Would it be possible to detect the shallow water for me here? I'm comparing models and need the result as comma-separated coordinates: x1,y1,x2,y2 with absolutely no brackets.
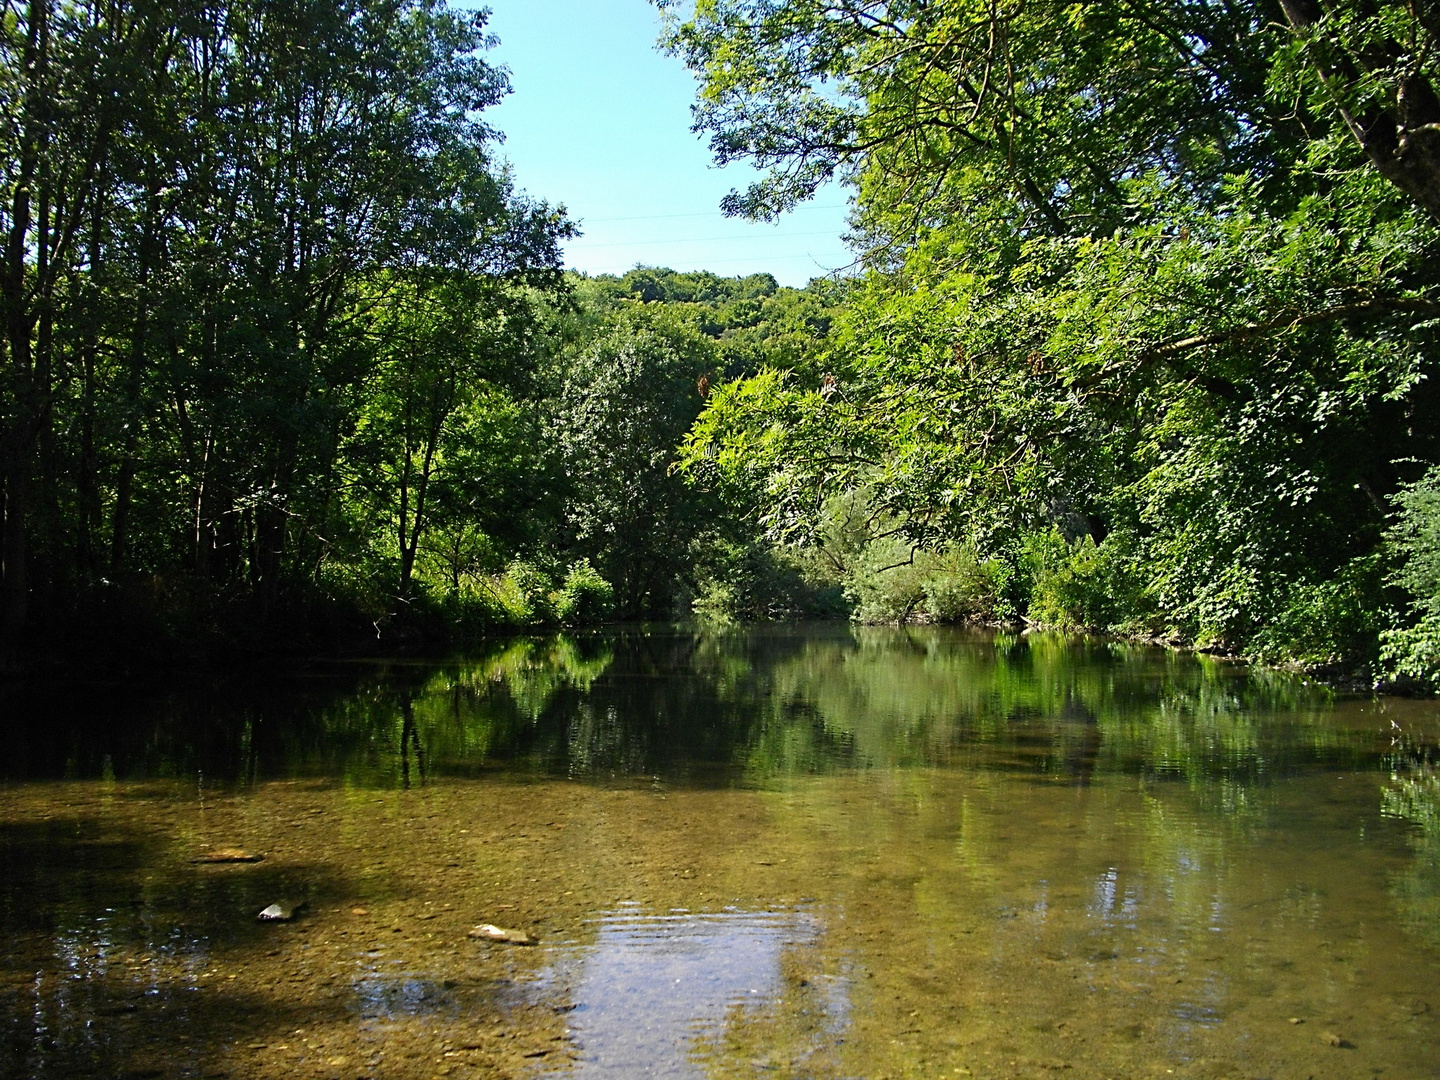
2,625,1438,1080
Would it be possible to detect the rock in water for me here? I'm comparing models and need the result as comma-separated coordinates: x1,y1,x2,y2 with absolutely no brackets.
192,848,263,863
468,923,536,945
257,900,306,922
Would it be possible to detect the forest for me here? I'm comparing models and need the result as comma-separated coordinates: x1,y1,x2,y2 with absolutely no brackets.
2,0,1439,686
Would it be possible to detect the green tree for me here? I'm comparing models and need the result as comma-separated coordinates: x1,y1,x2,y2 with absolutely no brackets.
1,0,574,657
552,305,721,617
666,0,1440,660
1,0,162,639
1382,466,1440,684
342,268,561,604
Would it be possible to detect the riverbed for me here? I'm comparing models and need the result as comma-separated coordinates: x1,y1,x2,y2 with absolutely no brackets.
2,625,1438,1079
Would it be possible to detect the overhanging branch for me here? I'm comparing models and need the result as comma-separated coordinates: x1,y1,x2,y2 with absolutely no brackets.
1141,296,1440,360
1071,295,1440,402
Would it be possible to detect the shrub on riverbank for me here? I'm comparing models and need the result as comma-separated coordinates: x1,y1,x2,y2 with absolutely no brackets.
1382,467,1440,685
843,541,1013,625
554,560,615,624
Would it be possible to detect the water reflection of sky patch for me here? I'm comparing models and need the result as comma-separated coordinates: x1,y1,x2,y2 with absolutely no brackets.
546,906,837,1079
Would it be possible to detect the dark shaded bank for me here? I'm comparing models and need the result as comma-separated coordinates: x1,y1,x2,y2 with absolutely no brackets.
4,581,612,678
11,586,387,674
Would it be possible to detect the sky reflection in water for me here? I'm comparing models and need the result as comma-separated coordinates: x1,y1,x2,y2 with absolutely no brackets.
543,906,834,1079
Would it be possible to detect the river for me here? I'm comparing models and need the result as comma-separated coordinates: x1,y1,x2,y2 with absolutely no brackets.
1,624,1438,1080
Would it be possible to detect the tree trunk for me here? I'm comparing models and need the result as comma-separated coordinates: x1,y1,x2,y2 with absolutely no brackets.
1282,0,1440,221
111,175,161,577
1,462,30,644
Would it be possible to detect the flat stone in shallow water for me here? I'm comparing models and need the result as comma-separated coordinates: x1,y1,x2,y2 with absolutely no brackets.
468,923,536,945
191,847,263,863
256,900,306,922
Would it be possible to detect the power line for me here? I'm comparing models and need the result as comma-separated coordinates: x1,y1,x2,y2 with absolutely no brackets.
577,203,848,224
573,250,857,273
567,229,843,251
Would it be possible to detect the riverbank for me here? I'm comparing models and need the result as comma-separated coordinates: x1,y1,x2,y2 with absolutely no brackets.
1,564,618,678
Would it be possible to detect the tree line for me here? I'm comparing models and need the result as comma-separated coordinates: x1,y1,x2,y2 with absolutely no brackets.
0,0,848,664
0,0,573,654
7,0,1440,686
0,0,834,663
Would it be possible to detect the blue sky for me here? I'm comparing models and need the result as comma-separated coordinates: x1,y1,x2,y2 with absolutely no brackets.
479,0,854,287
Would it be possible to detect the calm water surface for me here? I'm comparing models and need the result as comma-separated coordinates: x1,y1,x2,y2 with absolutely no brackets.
2,625,1438,1080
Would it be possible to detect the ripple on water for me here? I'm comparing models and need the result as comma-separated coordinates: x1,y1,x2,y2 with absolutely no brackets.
542,906,843,1079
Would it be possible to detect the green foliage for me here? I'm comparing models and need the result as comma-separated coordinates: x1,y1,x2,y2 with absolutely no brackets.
1387,467,1440,606
660,0,1291,222
1381,467,1440,685
690,541,845,622
553,560,615,625
1249,556,1386,669
844,539,1010,625
1024,532,1122,634
417,559,613,634
341,272,557,602
0,0,586,653
667,0,1440,671
923,548,1013,624
549,304,723,617
498,561,557,625
1383,616,1440,686
843,538,928,624
568,266,842,375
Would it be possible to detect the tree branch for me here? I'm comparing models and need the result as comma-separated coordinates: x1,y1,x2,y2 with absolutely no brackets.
1141,296,1440,360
